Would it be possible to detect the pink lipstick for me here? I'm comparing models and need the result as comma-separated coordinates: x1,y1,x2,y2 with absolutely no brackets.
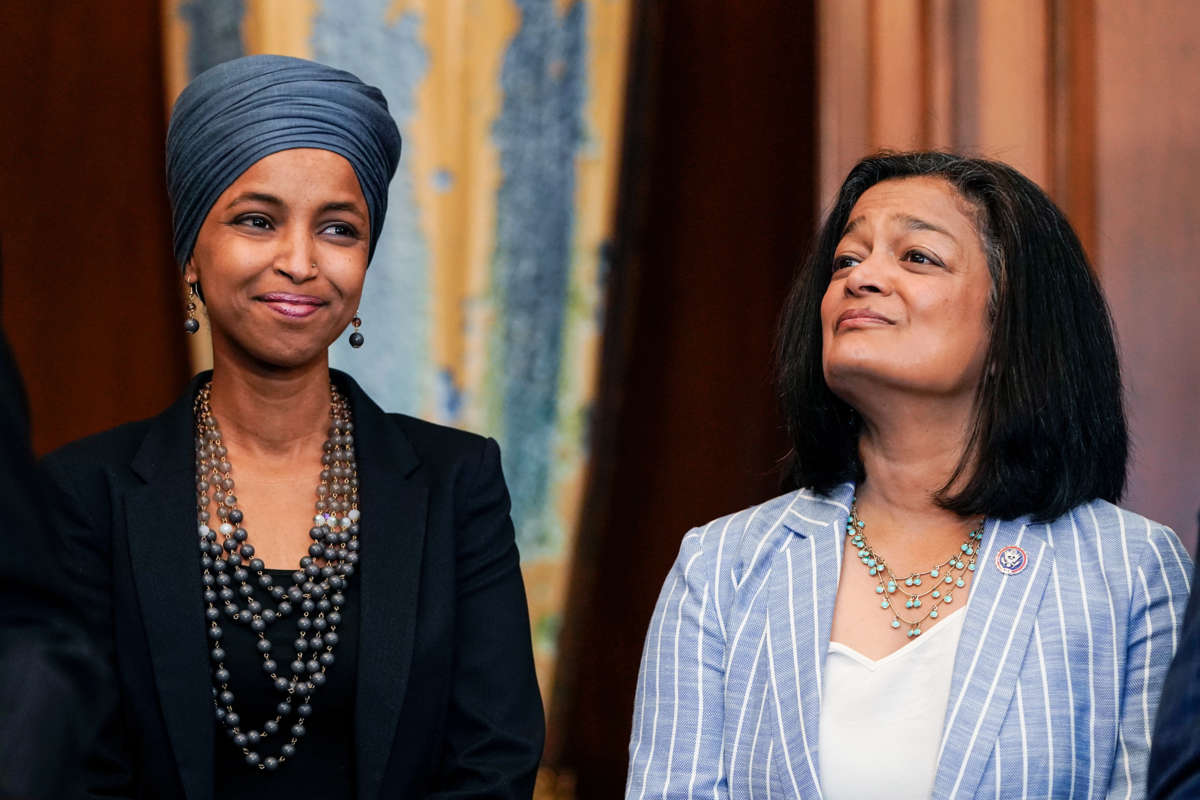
259,292,326,319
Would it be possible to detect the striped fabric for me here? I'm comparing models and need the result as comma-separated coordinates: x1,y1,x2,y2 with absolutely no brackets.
627,482,1192,799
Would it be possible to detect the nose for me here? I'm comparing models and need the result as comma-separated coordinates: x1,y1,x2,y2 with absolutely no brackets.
844,251,892,297
274,232,318,283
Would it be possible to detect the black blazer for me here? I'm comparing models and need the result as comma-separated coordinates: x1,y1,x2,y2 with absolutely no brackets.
1148,553,1200,799
40,370,544,800
1,329,106,800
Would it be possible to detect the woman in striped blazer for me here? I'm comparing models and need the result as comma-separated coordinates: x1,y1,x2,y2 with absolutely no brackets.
626,152,1191,799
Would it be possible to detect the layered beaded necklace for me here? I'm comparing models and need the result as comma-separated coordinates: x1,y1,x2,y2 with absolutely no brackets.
846,498,984,639
194,381,360,771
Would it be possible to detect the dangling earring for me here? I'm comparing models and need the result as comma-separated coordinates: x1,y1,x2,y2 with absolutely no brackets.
184,284,200,334
349,313,364,348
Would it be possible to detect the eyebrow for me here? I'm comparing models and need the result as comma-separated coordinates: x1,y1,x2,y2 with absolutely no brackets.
320,201,368,220
227,192,282,208
896,214,952,237
226,194,367,220
841,213,954,239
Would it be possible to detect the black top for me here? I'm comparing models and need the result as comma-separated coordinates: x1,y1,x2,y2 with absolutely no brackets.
213,569,359,799
39,370,544,800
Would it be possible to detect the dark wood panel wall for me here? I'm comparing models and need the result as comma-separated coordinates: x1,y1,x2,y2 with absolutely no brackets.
547,1,819,795
0,0,188,455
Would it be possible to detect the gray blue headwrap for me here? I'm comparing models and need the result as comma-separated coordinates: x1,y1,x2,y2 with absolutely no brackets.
166,54,402,267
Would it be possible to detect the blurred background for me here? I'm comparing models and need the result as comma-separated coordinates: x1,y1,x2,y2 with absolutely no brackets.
1,1,1196,796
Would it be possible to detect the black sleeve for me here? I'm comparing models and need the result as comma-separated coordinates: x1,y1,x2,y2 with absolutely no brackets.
429,437,545,798
0,329,109,800
1148,554,1200,800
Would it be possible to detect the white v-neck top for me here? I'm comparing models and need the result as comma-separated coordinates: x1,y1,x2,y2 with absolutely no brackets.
818,608,966,800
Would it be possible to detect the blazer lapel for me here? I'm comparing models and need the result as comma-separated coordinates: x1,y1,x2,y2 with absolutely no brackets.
932,517,1053,799
338,374,427,800
125,374,214,800
766,484,852,799
119,370,428,800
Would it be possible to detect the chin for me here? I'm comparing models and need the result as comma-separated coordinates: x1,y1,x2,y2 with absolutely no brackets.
265,339,337,368
825,359,918,401
826,362,981,404
220,335,334,373
267,352,329,371
824,351,888,384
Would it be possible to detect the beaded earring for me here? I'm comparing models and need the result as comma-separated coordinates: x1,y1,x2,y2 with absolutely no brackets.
348,314,364,348
184,283,200,334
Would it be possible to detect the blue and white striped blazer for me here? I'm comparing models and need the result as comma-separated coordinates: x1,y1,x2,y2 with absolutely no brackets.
627,483,1192,799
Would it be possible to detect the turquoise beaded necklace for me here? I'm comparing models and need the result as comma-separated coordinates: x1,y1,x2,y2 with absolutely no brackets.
846,498,984,639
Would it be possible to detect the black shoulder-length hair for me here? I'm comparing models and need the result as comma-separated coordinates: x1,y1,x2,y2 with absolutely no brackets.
776,151,1126,522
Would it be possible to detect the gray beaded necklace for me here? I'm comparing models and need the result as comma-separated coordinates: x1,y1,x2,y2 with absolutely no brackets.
195,382,360,771
846,498,983,639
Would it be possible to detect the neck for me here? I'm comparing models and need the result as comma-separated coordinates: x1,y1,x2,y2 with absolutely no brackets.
207,357,333,459
852,391,978,534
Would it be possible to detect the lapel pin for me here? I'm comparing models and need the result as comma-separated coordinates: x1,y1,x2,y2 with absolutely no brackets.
995,545,1028,576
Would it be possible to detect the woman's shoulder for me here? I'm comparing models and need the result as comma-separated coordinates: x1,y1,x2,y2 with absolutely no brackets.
36,415,168,525
42,417,157,472
42,374,198,478
1046,498,1190,575
336,370,491,468
693,483,853,546
1048,499,1182,550
675,483,854,584
360,408,519,499
385,412,488,458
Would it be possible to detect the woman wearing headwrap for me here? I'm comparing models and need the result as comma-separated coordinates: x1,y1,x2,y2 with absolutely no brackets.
39,55,544,799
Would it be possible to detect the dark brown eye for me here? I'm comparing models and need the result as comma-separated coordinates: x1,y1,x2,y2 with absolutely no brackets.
832,255,859,273
321,223,359,238
236,214,272,230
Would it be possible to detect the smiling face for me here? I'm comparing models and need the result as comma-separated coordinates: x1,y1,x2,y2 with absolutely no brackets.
820,176,994,410
184,148,370,371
